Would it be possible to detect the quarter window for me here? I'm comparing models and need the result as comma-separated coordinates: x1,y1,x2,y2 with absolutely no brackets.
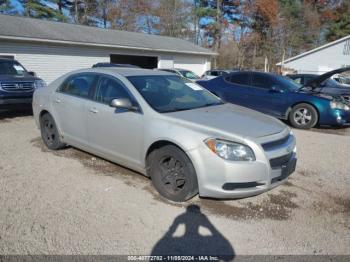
292,77,302,84
226,73,250,86
94,77,130,104
60,74,95,98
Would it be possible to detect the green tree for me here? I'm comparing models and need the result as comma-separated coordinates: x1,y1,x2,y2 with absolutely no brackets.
0,0,15,14
326,1,350,41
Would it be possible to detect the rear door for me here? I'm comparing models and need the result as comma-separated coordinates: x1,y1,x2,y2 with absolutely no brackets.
52,73,97,146
86,75,144,168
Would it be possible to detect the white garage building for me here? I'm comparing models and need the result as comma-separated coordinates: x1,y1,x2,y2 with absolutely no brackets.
278,35,350,75
0,14,215,83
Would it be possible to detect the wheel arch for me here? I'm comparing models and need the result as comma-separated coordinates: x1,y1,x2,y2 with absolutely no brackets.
38,109,64,140
287,101,320,124
144,140,191,176
39,109,50,119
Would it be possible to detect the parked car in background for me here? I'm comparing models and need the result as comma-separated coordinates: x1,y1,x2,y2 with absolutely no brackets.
287,68,350,103
0,58,45,111
334,75,350,85
33,68,296,202
92,62,139,68
157,68,200,81
197,70,350,129
201,69,237,80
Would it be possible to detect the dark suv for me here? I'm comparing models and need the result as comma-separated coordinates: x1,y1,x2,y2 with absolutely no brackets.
0,58,45,111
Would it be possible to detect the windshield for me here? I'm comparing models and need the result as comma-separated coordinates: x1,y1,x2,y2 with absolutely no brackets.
0,60,27,76
179,70,200,80
127,75,223,113
277,75,302,91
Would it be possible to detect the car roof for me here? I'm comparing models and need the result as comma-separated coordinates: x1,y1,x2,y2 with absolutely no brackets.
73,67,174,77
287,73,318,77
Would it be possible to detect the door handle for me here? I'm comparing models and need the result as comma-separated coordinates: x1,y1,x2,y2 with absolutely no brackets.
54,98,61,103
89,108,98,114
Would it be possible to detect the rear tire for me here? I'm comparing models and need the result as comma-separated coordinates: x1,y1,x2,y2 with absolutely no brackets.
147,145,198,202
40,113,65,150
289,103,318,129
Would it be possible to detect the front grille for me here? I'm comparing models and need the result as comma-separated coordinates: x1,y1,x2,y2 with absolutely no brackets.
1,82,34,92
269,152,293,169
262,135,290,151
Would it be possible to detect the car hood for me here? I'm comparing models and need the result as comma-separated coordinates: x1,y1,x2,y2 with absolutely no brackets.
0,74,40,81
304,67,350,89
165,104,287,139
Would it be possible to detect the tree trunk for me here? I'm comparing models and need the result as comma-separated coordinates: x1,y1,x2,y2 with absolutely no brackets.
213,0,222,68
58,0,63,14
74,0,78,23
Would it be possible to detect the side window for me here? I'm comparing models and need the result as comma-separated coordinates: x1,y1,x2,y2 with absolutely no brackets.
60,74,95,98
251,74,275,89
210,71,219,76
304,76,314,84
94,77,130,104
226,73,250,86
292,77,302,84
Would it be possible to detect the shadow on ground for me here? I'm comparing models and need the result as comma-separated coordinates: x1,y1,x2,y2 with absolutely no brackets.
310,125,350,136
0,108,33,122
151,205,235,260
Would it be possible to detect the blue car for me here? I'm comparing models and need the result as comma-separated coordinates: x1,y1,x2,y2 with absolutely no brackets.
197,69,350,129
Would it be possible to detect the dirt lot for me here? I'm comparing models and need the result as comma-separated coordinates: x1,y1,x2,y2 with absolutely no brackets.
0,111,349,256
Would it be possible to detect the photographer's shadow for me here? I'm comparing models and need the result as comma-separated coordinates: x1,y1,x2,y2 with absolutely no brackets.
151,205,235,261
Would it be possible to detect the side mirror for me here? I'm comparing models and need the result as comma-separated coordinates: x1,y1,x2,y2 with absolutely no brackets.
109,98,137,111
270,85,285,93
28,71,37,77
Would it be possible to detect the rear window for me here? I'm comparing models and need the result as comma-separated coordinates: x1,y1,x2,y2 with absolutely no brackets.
60,74,96,99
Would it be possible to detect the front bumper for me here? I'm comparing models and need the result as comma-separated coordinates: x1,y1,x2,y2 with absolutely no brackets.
188,129,297,199
0,97,33,109
319,108,350,126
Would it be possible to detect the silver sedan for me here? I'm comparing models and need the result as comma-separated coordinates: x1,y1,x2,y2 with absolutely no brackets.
33,68,297,202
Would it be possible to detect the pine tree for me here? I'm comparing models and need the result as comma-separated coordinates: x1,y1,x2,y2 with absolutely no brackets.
19,0,67,21
326,1,350,41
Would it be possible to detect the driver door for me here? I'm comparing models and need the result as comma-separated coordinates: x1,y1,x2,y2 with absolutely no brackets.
250,73,288,117
86,75,144,169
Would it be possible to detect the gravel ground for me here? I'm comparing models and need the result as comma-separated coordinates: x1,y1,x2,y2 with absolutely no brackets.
0,111,349,256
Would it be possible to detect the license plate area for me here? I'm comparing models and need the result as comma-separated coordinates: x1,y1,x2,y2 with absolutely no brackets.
271,158,297,184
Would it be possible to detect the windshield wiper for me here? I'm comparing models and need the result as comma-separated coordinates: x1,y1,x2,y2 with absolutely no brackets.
161,102,224,113
161,107,194,113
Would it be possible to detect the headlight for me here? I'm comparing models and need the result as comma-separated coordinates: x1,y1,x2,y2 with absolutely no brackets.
34,80,47,89
330,101,350,111
205,139,255,161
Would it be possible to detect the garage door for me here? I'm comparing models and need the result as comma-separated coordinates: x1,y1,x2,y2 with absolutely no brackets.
0,55,15,59
174,56,207,76
110,54,158,69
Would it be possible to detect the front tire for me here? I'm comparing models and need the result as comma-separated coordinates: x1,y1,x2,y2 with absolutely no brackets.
40,113,65,150
148,145,198,202
289,103,318,129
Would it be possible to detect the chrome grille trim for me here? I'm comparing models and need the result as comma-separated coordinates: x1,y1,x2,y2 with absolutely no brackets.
1,82,34,92
261,134,291,151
